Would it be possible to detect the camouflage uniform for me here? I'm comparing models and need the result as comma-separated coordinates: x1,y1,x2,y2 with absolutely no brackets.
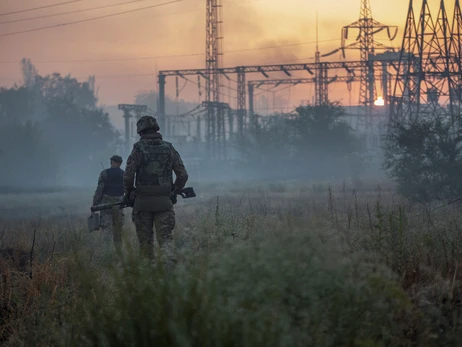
92,156,125,251
124,116,188,269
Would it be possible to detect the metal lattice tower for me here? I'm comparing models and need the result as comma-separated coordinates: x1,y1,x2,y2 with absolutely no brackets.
314,12,321,105
348,0,397,110
324,0,398,129
390,0,462,125
205,0,224,159
314,12,328,106
237,69,246,133
450,0,462,117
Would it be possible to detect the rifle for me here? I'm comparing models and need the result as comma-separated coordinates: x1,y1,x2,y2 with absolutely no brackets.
434,196,462,210
90,187,196,213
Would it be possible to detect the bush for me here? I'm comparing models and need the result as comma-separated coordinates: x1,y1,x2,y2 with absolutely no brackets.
384,115,462,202
234,103,364,181
68,229,411,347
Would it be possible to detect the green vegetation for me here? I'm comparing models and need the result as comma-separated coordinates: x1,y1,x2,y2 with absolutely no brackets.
385,115,462,202
0,182,461,346
236,103,364,181
0,59,121,189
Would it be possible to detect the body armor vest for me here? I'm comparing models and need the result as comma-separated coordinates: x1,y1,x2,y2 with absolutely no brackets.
132,136,176,212
102,167,124,196
134,139,173,191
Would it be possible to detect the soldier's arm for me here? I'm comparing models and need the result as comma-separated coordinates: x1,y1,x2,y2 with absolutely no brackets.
92,170,107,205
171,145,189,190
123,147,141,193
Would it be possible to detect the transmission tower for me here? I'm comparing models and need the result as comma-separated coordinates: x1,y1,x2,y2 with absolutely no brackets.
449,0,462,119
314,12,328,106
205,0,225,159
390,0,462,125
324,0,398,129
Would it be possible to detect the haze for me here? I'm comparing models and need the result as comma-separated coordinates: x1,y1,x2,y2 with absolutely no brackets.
0,0,407,108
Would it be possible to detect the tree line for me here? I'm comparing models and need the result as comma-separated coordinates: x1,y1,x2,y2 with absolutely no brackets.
0,59,121,190
1,59,457,202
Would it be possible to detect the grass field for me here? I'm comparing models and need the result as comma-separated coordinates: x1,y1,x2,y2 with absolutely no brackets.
0,180,461,346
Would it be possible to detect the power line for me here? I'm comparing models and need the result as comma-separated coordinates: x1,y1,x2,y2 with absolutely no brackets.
255,83,295,97
182,76,236,100
225,39,338,54
0,0,182,37
0,73,156,82
254,105,296,112
0,0,83,17
0,0,256,25
0,0,151,25
0,39,335,64
0,53,202,64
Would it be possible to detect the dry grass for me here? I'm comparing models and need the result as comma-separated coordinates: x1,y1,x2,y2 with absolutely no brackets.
0,180,461,346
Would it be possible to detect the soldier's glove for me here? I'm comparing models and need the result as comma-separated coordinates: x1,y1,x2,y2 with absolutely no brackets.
170,186,181,205
122,190,135,207
170,191,178,205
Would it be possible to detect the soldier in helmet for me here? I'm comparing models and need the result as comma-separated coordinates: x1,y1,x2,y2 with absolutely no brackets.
123,115,188,269
92,155,125,252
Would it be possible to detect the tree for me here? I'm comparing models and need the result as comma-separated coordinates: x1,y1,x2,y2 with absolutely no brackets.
36,73,97,109
0,120,57,189
135,90,199,116
20,58,38,88
0,59,121,189
0,86,33,123
44,95,121,184
292,103,360,155
235,115,292,170
234,103,363,180
384,115,462,202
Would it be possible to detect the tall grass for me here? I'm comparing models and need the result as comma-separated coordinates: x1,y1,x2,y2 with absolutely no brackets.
0,182,461,346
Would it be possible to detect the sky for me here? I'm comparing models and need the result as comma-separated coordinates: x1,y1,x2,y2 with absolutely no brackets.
0,0,411,112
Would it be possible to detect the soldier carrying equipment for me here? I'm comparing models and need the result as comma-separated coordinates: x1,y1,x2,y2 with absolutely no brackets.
123,115,189,269
90,154,125,252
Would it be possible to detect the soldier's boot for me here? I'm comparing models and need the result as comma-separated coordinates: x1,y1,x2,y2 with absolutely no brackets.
99,227,113,251
139,241,154,261
113,239,123,256
160,243,177,274
155,211,177,273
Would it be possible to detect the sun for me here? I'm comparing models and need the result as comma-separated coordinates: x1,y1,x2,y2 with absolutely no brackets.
374,96,385,106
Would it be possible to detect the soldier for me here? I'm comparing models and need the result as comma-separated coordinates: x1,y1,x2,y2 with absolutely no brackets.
123,116,188,270
92,155,125,252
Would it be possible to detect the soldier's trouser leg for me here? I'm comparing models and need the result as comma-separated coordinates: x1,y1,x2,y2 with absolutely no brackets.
98,210,113,250
154,210,176,271
100,210,113,232
111,206,123,254
133,211,155,260
98,195,124,252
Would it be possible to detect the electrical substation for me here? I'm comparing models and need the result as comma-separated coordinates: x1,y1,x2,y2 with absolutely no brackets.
118,0,462,171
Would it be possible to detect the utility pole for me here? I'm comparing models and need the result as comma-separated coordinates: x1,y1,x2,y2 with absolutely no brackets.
236,68,246,134
118,104,147,154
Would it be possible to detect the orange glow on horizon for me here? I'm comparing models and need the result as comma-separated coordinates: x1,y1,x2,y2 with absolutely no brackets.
0,0,409,110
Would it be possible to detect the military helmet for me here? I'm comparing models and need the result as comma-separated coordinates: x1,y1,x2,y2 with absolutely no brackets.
110,155,123,163
136,115,160,134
